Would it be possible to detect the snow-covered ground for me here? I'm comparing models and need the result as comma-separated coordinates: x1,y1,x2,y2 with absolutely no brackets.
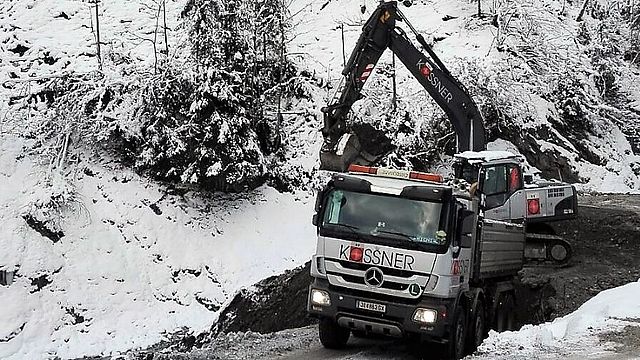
474,279,640,359
0,136,316,359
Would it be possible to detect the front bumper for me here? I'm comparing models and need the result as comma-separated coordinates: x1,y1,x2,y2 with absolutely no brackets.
307,278,454,341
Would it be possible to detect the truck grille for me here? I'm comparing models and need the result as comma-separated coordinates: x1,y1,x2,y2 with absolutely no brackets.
325,259,430,300
337,260,420,278
339,274,409,291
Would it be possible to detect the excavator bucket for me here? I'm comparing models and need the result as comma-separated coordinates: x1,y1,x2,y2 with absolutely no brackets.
319,134,362,172
319,125,394,172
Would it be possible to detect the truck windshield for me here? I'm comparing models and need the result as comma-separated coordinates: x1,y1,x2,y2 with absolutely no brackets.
321,190,446,246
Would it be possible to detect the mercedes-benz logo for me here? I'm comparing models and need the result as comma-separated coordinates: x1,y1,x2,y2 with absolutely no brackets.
364,267,384,288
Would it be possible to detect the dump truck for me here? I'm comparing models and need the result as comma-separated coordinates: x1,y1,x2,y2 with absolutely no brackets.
308,165,525,359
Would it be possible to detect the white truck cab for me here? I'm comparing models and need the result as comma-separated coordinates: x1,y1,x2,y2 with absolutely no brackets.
307,165,525,359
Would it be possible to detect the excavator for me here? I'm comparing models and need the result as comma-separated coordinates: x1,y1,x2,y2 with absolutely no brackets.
318,1,576,265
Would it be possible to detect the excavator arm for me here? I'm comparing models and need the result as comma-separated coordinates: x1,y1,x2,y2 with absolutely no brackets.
320,1,486,171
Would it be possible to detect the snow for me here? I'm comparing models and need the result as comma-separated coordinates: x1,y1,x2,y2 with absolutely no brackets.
0,0,186,76
474,279,640,359
0,135,316,359
456,150,521,162
1,0,640,358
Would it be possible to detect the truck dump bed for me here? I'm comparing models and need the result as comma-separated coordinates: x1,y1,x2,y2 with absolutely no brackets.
473,219,525,280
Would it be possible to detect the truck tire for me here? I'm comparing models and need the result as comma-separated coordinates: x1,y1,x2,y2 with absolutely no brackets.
319,318,350,349
445,306,467,360
466,299,485,354
495,294,516,332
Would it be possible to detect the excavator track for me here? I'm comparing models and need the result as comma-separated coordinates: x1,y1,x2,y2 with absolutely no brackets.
524,233,573,267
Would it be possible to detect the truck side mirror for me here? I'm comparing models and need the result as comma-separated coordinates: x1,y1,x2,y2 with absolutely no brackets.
458,209,475,248
477,168,485,195
314,189,325,212
312,188,327,227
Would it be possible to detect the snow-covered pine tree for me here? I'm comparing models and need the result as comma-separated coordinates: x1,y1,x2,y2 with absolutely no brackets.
132,0,291,191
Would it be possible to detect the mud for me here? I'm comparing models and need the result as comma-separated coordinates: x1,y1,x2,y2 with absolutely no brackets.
527,194,640,318
599,323,640,356
211,262,315,336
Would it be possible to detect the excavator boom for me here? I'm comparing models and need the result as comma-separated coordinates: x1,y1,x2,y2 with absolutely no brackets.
320,1,485,171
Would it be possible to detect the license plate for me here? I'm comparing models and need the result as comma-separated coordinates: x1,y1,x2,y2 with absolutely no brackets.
356,300,386,313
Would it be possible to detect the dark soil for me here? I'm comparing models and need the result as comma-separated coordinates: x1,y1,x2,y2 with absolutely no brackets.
211,262,316,335
523,195,640,318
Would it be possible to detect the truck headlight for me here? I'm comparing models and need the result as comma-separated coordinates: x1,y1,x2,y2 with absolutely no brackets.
413,308,437,324
310,289,331,306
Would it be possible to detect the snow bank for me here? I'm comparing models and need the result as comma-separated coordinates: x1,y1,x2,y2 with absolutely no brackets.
477,279,640,358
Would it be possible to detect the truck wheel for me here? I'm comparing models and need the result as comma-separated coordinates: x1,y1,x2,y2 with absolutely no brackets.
495,294,516,332
466,300,485,354
445,306,467,360
319,318,350,349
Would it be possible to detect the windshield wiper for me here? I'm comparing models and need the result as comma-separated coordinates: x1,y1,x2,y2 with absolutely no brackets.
325,223,363,238
372,229,415,242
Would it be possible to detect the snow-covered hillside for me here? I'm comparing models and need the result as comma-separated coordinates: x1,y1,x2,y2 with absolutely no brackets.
0,1,317,358
3,0,640,193
1,0,640,359
0,135,316,359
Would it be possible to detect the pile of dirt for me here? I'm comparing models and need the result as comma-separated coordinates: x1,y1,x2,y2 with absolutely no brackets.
525,195,640,318
211,262,315,335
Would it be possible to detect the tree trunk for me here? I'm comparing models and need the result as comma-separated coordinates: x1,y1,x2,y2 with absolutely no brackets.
391,54,397,112
576,0,589,21
163,0,169,54
94,0,102,70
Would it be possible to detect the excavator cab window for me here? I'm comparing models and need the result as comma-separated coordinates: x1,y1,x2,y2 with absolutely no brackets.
481,163,524,209
483,165,508,196
454,161,479,184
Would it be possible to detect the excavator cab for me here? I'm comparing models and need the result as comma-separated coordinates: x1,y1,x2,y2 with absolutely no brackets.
453,152,526,211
